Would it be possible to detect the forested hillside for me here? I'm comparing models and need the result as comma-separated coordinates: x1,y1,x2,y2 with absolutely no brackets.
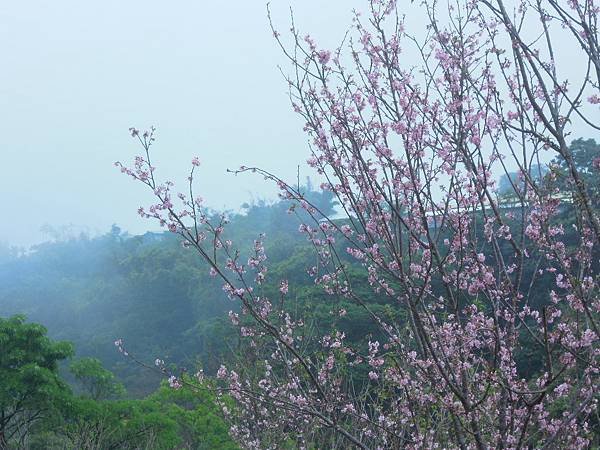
0,187,337,396
2,140,599,446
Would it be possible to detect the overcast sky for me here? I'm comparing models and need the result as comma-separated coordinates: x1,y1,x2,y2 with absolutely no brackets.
0,0,366,246
1,1,596,248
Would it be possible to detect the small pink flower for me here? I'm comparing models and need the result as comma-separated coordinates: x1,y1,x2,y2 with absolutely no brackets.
168,375,182,389
588,94,600,104
553,383,569,397
217,365,228,379
317,50,331,65
228,311,240,325
279,280,289,295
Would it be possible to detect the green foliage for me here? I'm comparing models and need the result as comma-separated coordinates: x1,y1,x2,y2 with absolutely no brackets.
555,138,600,178
0,190,340,448
2,168,599,446
0,317,235,449
0,187,339,396
550,138,600,209
56,397,180,450
0,315,73,447
148,378,238,449
69,357,126,400
31,369,237,450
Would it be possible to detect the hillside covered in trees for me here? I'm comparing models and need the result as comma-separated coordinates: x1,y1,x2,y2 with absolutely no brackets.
2,138,599,447
1,187,338,395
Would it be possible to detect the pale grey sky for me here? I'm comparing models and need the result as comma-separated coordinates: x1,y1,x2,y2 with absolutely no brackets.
0,0,364,246
1,1,595,247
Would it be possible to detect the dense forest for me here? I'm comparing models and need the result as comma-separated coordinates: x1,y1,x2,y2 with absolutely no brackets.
0,187,344,448
0,186,338,393
2,137,599,447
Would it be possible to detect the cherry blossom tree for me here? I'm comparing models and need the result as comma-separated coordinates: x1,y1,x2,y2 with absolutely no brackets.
117,0,599,448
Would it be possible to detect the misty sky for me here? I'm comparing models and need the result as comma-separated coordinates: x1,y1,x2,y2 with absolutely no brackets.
0,0,366,247
1,1,597,247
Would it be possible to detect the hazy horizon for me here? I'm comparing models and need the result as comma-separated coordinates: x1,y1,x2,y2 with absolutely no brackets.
2,0,597,248
0,0,364,247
